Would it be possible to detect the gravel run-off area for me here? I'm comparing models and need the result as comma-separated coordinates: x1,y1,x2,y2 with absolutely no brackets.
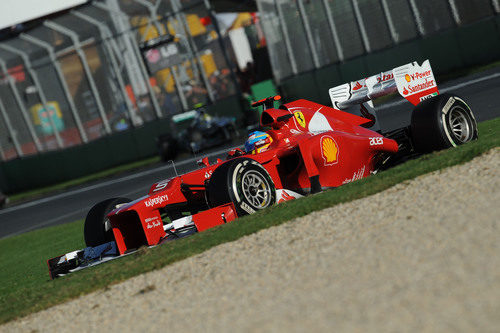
2,148,499,333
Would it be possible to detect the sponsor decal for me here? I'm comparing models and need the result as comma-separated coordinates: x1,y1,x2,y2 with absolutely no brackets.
145,216,161,229
294,111,306,128
369,137,383,146
442,96,456,115
152,179,170,192
204,170,213,179
146,221,162,229
320,136,339,166
342,166,366,184
409,70,432,81
403,78,435,95
277,190,295,204
144,195,169,207
419,92,438,102
240,202,256,214
352,81,363,91
394,61,437,101
377,72,394,82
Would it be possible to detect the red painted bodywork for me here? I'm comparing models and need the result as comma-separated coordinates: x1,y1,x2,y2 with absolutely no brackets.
107,99,398,255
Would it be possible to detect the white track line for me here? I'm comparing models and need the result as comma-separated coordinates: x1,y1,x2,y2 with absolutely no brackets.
0,148,234,215
5,207,89,238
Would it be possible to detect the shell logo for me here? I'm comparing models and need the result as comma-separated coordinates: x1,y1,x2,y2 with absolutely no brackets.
321,136,339,166
405,74,411,82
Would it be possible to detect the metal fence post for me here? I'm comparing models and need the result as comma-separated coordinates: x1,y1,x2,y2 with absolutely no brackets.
133,0,183,116
101,0,148,99
274,0,298,75
129,0,188,111
351,0,371,53
19,33,89,143
493,0,500,13
321,0,344,62
0,44,64,149
0,97,23,157
407,0,426,36
380,0,399,43
70,10,137,127
132,0,187,112
203,0,243,101
296,0,321,69
0,133,5,160
44,21,112,134
94,1,163,119
170,0,216,104
0,59,42,152
447,0,461,25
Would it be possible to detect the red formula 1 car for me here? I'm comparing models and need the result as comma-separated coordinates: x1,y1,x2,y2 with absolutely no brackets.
48,60,478,278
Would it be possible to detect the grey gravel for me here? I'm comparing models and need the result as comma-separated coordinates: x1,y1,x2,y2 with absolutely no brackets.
2,148,499,333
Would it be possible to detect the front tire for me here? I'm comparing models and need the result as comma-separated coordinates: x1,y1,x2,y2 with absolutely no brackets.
84,197,131,247
410,93,478,153
207,158,276,216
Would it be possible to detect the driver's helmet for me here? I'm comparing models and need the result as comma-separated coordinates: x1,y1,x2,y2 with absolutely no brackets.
245,131,273,154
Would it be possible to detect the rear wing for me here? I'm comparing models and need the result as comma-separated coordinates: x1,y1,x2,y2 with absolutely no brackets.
329,60,439,110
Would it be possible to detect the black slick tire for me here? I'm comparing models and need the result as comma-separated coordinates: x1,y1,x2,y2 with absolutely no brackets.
84,197,131,247
207,158,276,216
410,93,478,153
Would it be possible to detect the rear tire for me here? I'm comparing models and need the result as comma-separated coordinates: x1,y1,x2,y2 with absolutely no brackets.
207,158,276,216
84,197,131,247
410,93,478,153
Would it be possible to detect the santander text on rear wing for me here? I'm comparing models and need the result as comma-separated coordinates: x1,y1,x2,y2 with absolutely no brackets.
329,60,439,110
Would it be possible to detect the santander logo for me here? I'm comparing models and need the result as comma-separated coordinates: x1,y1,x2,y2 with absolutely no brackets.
402,68,435,96
352,81,363,91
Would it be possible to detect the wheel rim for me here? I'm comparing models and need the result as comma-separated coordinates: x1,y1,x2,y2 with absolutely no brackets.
449,106,474,143
241,170,273,209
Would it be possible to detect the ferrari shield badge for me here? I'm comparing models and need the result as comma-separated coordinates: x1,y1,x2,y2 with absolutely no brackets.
294,111,306,128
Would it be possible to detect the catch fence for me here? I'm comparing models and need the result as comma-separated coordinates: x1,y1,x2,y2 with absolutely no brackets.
258,0,499,82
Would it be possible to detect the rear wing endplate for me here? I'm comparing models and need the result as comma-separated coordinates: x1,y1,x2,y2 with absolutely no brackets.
329,60,439,110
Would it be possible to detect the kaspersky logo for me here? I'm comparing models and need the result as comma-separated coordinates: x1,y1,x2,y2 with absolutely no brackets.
145,195,169,207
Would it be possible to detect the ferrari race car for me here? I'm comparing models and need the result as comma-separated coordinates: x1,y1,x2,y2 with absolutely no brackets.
48,60,478,278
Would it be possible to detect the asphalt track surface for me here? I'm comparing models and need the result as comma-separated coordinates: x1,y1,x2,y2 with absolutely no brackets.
1,69,499,240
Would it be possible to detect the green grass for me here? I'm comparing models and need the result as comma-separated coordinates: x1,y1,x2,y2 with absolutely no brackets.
0,117,498,324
